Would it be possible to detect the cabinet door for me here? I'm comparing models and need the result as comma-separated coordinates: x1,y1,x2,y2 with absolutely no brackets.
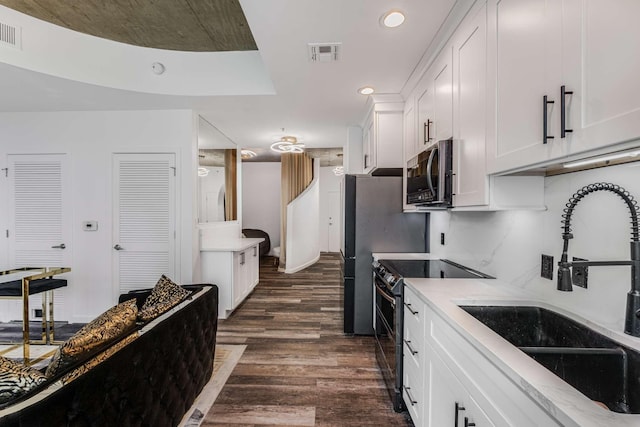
250,244,259,287
363,118,374,173
433,46,453,142
429,347,495,427
404,101,417,160
233,251,247,306
417,77,435,150
489,0,563,173
375,111,403,169
562,0,640,154
452,3,488,207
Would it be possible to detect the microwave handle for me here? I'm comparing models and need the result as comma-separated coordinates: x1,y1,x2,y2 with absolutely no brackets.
426,146,438,197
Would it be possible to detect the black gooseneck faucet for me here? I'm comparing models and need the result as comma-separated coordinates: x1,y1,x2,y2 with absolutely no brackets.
557,183,640,337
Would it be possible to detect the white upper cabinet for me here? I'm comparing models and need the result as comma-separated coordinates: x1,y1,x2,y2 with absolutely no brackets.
404,97,418,161
488,0,640,174
432,48,454,142
415,47,453,156
452,3,489,207
487,0,564,173
362,100,404,174
403,0,545,211
562,0,640,154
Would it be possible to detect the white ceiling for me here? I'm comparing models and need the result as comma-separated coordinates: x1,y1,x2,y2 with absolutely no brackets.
0,0,459,151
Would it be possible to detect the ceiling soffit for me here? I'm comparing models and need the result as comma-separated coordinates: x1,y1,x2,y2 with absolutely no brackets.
0,0,257,52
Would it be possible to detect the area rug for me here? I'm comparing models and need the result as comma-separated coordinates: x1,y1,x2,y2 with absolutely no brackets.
179,344,246,427
0,344,58,369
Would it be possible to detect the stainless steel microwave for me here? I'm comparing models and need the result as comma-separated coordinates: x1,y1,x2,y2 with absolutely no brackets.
406,138,453,208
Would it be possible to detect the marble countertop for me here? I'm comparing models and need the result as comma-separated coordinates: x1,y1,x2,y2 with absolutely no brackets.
200,237,264,252
405,276,640,427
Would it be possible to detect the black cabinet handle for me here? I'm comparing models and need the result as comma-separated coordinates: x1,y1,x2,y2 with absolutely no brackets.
424,119,433,144
404,302,418,315
561,85,574,138
455,402,466,426
364,154,369,169
403,339,418,355
403,386,417,406
465,417,476,427
543,95,555,144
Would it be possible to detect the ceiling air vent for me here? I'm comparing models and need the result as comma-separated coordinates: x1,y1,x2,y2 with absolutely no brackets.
308,42,341,62
0,21,21,49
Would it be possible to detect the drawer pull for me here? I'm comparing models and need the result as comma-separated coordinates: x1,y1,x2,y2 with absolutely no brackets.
404,302,418,315
465,417,476,427
455,402,465,426
403,386,417,406
403,339,418,355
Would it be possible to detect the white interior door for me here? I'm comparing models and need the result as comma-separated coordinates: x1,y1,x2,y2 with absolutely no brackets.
327,190,341,252
7,154,72,321
113,153,176,296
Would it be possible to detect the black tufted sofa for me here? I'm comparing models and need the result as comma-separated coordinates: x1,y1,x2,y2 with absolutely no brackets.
0,284,218,427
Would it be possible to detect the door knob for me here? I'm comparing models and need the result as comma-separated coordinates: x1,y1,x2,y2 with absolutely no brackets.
51,243,66,249
113,244,124,251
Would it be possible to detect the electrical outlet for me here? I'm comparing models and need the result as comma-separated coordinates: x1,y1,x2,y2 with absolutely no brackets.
541,254,554,280
440,233,445,245
572,257,588,288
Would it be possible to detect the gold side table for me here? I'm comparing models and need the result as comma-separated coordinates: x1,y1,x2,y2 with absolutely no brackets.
0,267,71,364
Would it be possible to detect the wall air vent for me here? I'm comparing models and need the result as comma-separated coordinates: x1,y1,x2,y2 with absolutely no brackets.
308,42,341,62
0,21,21,49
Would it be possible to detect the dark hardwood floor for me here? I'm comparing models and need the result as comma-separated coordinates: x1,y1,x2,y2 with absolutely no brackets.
204,253,411,426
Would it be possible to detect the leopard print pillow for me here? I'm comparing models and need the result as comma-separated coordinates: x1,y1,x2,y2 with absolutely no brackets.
137,275,190,323
0,356,47,404
45,298,138,378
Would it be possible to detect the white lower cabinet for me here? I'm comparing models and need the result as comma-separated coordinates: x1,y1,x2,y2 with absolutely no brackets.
403,286,426,423
201,243,260,318
428,345,494,427
404,284,561,427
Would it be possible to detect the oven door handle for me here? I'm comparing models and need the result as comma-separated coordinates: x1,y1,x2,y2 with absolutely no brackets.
375,283,396,306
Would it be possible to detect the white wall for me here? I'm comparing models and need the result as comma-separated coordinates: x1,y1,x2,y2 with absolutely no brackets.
241,162,281,252
319,166,343,252
285,161,321,273
0,110,197,322
429,162,640,333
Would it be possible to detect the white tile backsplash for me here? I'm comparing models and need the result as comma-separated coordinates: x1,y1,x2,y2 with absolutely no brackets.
429,161,640,332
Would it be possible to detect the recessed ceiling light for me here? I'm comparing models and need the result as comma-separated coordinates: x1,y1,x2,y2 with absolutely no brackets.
358,86,375,95
382,10,405,28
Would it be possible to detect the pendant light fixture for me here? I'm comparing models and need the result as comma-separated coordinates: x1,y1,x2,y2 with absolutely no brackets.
270,135,305,153
241,149,257,159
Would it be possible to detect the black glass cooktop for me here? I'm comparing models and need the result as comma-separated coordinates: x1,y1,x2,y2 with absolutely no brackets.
379,259,493,279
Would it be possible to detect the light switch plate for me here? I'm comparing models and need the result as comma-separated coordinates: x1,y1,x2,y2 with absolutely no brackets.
83,221,98,231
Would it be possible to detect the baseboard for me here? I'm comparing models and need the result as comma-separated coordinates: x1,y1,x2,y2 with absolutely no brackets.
284,253,321,274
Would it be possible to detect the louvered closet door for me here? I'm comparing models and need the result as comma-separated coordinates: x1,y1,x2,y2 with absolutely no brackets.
113,154,176,296
7,154,72,320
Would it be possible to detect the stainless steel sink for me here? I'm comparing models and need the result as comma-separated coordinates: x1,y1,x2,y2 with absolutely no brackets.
459,305,640,414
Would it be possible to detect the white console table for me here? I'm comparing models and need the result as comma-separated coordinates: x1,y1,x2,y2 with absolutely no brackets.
200,238,263,319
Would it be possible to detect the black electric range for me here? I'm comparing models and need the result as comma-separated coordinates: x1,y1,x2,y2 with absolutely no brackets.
372,258,492,412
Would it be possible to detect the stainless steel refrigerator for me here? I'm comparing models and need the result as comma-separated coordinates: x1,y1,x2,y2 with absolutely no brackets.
341,174,428,335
